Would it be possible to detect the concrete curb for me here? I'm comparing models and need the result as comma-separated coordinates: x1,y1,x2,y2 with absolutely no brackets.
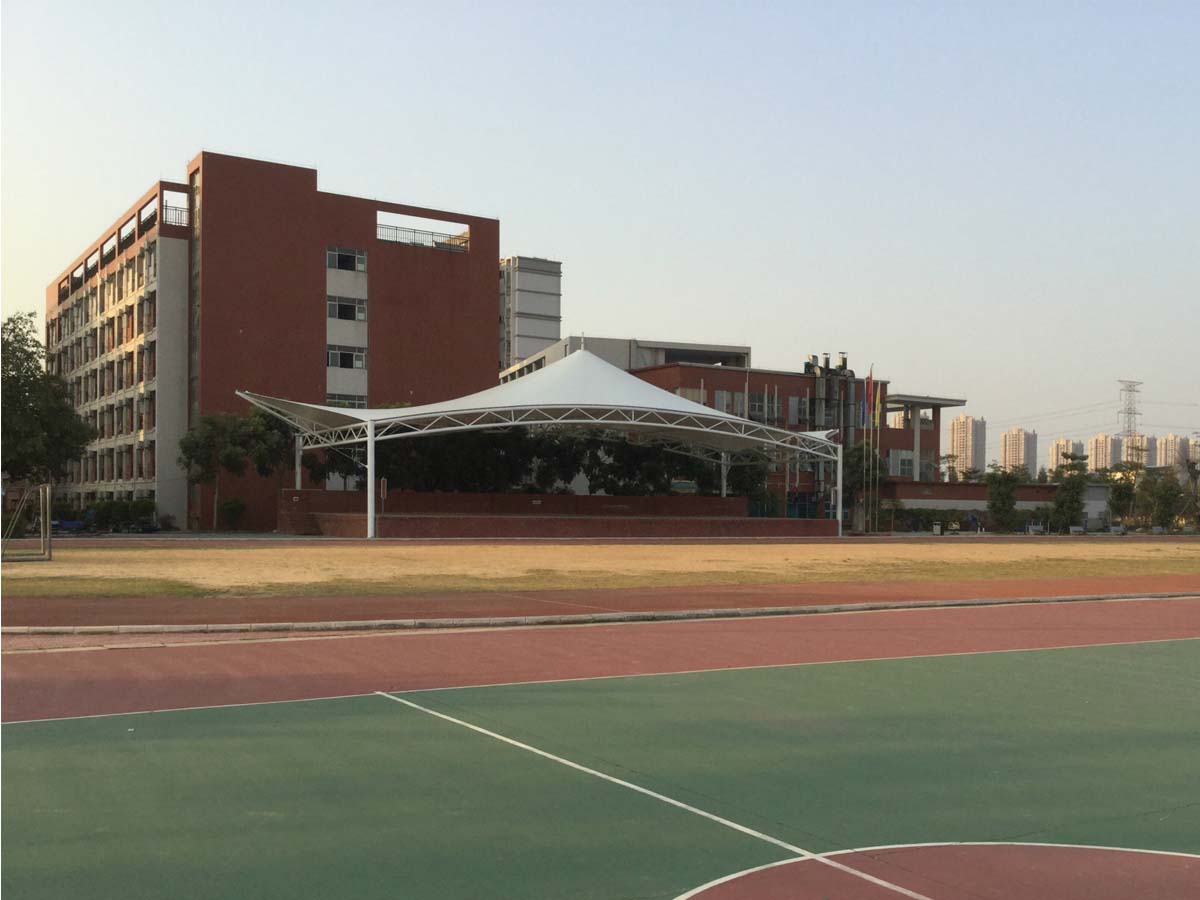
3,592,1197,637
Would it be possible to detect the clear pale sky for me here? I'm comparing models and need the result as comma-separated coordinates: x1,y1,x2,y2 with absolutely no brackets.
3,1,1197,466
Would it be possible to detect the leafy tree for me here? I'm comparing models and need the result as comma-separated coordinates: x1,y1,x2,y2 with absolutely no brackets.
178,411,295,529
984,464,1022,532
178,413,249,529
1049,453,1088,532
1138,469,1185,530
1181,459,1200,529
243,411,294,477
1106,462,1141,524
960,467,984,484
2,312,96,481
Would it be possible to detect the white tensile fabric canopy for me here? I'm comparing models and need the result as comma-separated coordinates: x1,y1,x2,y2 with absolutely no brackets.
238,350,843,537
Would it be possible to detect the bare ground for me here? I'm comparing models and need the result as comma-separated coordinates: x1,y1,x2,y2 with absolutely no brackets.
4,538,1199,598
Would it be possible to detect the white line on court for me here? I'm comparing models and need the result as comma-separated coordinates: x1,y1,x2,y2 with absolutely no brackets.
0,691,375,726
376,690,937,900
4,635,1197,725
398,634,1200,694
6,593,1196,655
672,841,1200,899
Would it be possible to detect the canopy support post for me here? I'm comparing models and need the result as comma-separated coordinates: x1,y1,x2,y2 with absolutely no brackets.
366,420,376,539
720,452,729,498
294,435,303,490
836,442,844,537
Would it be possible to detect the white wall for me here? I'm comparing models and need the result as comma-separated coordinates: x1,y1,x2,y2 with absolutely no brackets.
154,237,190,527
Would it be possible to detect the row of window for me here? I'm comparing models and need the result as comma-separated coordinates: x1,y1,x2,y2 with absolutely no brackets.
681,388,870,428
327,247,367,272
85,393,157,439
327,345,367,369
327,296,367,321
67,441,157,484
326,393,368,409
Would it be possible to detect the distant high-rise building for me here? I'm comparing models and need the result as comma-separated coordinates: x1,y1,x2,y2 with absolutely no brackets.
1049,437,1084,472
1001,427,1037,477
1123,433,1157,468
1087,433,1123,472
1160,434,1190,468
948,414,986,479
499,256,562,370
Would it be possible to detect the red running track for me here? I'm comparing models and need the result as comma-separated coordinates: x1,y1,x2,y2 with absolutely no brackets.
5,574,1199,626
4,596,1198,723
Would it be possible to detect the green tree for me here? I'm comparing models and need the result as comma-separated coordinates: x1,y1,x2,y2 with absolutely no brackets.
1049,453,1088,532
2,312,96,481
243,411,294,478
1181,459,1200,529
178,413,249,530
178,411,295,530
1138,469,1185,530
1106,461,1141,525
984,464,1022,532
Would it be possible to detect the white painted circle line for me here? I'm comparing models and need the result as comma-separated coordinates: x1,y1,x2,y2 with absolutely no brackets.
819,840,1200,861
376,691,936,900
671,841,1200,900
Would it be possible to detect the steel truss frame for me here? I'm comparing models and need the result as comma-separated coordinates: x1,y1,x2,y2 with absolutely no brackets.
238,394,844,538
238,398,840,463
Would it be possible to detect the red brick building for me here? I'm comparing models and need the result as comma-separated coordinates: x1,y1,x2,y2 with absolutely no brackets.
45,152,499,530
633,355,964,511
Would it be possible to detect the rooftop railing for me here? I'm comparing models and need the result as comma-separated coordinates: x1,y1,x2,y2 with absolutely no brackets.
163,205,189,227
376,223,468,252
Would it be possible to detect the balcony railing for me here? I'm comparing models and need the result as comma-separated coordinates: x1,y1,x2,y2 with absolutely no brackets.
163,205,189,227
376,223,468,252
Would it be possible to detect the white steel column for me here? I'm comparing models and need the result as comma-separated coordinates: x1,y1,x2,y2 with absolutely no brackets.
366,419,376,539
294,435,303,490
720,452,729,498
912,403,922,483
835,443,844,537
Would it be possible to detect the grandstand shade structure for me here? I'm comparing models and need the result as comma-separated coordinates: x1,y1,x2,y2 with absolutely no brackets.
239,350,843,537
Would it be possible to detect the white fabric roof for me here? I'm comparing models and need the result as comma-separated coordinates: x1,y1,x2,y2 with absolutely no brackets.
238,350,840,462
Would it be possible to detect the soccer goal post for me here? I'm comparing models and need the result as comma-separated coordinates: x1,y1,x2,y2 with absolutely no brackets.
1,483,53,563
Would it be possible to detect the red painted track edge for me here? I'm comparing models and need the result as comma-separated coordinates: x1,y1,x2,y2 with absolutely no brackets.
4,596,1199,723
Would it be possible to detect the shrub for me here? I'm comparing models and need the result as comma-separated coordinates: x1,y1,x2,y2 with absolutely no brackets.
219,497,247,530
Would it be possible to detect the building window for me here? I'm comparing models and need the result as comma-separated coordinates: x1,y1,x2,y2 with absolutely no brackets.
889,450,914,478
326,296,367,321
326,345,367,369
713,390,746,417
326,393,368,409
326,247,367,272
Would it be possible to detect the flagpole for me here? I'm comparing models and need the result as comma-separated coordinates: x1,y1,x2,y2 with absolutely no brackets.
873,382,882,533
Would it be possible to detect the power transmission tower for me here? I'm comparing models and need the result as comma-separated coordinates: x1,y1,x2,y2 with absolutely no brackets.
1118,380,1143,466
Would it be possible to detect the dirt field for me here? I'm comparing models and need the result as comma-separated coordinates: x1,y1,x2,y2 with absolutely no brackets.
5,537,1199,599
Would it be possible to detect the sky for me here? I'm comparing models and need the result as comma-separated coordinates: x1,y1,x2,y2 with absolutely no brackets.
3,1,1197,467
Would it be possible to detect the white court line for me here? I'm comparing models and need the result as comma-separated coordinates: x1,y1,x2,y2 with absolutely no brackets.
401,635,1200,695
5,635,1197,725
1,691,374,726
377,690,936,900
673,841,1200,899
